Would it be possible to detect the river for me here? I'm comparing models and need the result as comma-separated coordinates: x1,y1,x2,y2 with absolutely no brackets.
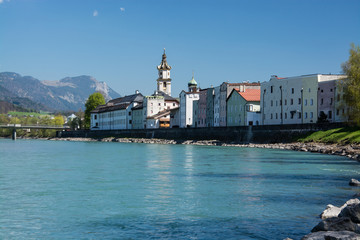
0,139,359,239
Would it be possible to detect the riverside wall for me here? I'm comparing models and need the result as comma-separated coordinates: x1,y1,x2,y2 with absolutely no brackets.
57,123,346,144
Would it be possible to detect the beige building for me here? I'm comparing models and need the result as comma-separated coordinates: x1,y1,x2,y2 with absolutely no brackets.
261,74,346,125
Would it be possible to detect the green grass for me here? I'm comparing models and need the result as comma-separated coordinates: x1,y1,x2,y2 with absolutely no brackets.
297,127,360,144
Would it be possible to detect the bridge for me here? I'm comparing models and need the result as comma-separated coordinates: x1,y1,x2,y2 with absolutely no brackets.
0,124,70,140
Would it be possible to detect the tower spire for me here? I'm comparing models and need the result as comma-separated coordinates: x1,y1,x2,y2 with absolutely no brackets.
156,49,172,96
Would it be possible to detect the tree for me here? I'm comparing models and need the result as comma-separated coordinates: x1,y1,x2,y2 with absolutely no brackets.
54,114,65,126
84,92,105,129
341,43,360,125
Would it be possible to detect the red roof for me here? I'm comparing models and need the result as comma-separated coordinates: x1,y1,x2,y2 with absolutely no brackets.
238,89,261,102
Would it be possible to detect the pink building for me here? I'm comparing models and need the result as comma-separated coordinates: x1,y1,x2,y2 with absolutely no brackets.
318,80,336,122
197,89,208,127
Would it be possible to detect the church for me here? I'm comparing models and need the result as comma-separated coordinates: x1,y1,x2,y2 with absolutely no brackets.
90,50,179,130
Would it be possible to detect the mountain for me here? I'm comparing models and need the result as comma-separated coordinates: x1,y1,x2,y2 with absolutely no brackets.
0,84,51,113
0,72,121,112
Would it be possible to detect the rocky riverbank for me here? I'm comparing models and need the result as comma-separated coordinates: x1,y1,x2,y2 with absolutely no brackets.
50,137,360,161
298,197,360,240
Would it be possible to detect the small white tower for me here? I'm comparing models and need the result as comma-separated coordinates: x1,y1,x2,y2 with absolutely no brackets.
157,49,172,96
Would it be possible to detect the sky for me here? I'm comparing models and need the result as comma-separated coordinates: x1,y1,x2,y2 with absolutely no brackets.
1,0,360,97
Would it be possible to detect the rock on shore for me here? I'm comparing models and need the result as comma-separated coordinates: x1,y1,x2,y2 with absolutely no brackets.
302,199,360,239
50,137,360,161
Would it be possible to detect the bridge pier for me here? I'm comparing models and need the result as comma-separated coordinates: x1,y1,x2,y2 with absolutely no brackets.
12,128,16,141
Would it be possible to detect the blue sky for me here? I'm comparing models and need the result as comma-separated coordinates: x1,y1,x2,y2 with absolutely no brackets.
1,0,359,97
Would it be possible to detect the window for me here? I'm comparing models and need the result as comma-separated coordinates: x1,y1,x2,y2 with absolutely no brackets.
158,103,161,106
305,99,308,106
310,112,313,119
330,98,333,105
276,113,278,119
305,112,308,119
271,113,273,119
129,120,132,124
291,99,294,105
321,98,323,105
95,122,98,127
330,88,333,92
285,113,287,119
292,88,294,94
94,115,97,120
164,103,166,106
173,103,175,106
271,100,273,106
298,112,301,119
308,88,311,93
128,111,131,116
291,112,294,119
285,99,287,105
328,111,332,119
271,86,273,93
298,98,301,104
310,99,313,106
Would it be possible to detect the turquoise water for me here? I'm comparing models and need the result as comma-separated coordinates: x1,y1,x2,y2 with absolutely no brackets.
0,139,359,239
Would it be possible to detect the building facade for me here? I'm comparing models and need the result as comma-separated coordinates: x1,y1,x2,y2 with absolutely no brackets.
226,88,261,126
179,76,199,128
197,89,208,127
261,74,346,125
213,86,220,127
219,82,261,127
157,49,172,96
90,92,143,130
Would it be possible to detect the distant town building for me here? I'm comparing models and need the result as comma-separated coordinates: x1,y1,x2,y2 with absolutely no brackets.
157,49,172,96
192,100,199,127
213,86,220,127
261,74,346,125
227,88,261,126
206,87,215,127
90,92,143,130
197,89,208,127
219,82,261,126
179,75,199,128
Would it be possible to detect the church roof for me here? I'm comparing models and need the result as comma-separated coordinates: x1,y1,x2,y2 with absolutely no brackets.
157,49,172,71
152,91,179,102
188,76,197,86
108,93,143,105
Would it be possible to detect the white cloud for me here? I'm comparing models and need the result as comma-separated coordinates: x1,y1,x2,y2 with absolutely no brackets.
0,0,4,4
120,7,125,12
93,10,98,17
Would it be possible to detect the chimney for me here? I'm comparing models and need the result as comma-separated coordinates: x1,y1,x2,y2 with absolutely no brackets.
135,90,139,94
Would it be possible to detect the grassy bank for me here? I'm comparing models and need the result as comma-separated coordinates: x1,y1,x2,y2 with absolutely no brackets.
297,127,360,144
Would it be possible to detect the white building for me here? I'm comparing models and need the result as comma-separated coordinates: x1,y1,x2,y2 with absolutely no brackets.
261,74,346,125
90,92,143,130
179,75,199,128
157,49,172,96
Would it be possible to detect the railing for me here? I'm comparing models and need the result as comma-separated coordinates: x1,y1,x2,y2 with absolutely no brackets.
0,124,70,130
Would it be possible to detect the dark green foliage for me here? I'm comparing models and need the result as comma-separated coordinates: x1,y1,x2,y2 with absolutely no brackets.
84,92,105,129
341,43,360,125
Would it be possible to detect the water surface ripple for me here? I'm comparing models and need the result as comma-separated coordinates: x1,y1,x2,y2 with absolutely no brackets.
0,139,359,239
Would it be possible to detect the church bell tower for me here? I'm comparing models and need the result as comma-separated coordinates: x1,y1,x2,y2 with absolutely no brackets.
157,49,172,96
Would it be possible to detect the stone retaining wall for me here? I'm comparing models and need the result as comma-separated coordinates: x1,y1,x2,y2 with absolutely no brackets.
57,122,346,144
